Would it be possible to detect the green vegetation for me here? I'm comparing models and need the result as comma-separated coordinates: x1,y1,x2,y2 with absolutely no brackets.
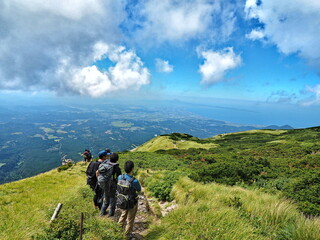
135,133,217,152
0,163,124,240
119,152,186,171
140,171,184,201
39,127,55,133
139,128,320,217
146,178,320,240
1,127,320,239
57,162,74,172
111,121,134,128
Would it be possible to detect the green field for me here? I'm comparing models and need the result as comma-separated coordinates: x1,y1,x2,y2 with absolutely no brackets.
111,121,134,128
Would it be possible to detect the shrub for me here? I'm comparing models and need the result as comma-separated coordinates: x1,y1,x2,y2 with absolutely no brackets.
32,217,79,240
145,171,184,201
285,172,320,216
57,162,73,172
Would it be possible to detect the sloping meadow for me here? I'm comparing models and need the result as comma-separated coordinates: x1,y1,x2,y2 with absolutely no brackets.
0,163,124,240
146,177,320,240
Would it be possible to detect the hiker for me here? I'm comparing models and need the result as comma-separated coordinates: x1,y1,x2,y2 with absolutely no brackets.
82,149,92,162
117,160,141,238
98,152,121,217
86,150,107,209
105,148,112,155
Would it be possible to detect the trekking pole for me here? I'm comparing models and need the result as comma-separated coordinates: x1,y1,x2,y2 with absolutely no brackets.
80,212,84,240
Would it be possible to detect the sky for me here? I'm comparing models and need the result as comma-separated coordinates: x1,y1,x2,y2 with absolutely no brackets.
0,0,320,127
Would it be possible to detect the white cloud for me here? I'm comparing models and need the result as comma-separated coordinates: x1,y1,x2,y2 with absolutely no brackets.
198,47,242,85
128,0,237,44
155,59,173,73
301,84,320,106
245,29,265,40
56,43,150,97
245,0,320,67
0,0,152,96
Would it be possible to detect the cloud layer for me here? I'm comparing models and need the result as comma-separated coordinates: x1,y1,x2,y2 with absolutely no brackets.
0,0,151,96
126,0,238,45
245,0,320,67
198,47,242,85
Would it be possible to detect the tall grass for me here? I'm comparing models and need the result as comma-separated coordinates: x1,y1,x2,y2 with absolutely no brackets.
0,163,124,240
146,177,320,240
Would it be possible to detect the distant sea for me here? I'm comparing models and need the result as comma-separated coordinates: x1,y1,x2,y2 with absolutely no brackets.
183,101,320,128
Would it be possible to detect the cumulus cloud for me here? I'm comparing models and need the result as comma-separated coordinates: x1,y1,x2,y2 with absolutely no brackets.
198,47,242,85
245,0,320,68
155,59,173,73
126,0,238,44
56,43,150,97
0,0,151,96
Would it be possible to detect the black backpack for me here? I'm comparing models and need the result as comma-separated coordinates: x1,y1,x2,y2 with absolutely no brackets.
97,162,114,196
84,151,92,159
116,175,138,209
86,161,97,187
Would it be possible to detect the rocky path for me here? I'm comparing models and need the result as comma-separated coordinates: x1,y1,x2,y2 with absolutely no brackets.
111,194,153,240
108,191,177,240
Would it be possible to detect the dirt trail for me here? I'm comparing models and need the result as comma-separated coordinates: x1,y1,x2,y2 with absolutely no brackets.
107,190,177,239
112,194,153,240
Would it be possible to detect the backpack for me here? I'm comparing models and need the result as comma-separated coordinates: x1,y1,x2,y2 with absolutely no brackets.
86,161,97,188
116,175,137,209
84,151,92,160
97,162,114,196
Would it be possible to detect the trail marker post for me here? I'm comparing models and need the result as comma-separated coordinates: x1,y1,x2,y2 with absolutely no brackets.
50,203,63,222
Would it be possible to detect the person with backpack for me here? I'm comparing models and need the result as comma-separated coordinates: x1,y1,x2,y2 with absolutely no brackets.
86,150,107,209
83,149,92,162
117,160,141,238
98,152,121,217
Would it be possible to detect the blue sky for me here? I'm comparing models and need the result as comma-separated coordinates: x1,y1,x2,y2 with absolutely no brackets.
0,0,320,127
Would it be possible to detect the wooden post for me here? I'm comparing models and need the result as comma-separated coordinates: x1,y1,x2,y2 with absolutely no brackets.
79,213,84,240
50,203,63,222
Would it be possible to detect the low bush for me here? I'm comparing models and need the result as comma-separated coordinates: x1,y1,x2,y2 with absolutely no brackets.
57,162,73,172
285,172,320,216
145,171,184,201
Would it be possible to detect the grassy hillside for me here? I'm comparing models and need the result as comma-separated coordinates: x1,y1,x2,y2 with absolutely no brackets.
0,163,123,240
1,127,320,239
146,178,320,240
137,128,320,217
134,133,218,152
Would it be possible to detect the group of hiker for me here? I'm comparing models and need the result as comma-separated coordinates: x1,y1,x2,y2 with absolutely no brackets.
85,149,141,238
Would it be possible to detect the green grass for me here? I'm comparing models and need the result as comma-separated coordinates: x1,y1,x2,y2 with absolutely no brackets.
135,136,217,152
146,177,320,240
2,127,320,239
0,163,124,240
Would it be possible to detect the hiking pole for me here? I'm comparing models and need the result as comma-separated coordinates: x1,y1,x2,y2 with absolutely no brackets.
80,212,84,240
50,203,63,222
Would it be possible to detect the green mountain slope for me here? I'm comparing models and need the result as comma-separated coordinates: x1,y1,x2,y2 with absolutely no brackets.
146,177,320,240
134,133,218,152
0,163,123,240
1,127,320,239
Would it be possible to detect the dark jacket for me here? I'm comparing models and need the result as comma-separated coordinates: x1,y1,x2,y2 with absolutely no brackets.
86,160,102,190
108,161,122,196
